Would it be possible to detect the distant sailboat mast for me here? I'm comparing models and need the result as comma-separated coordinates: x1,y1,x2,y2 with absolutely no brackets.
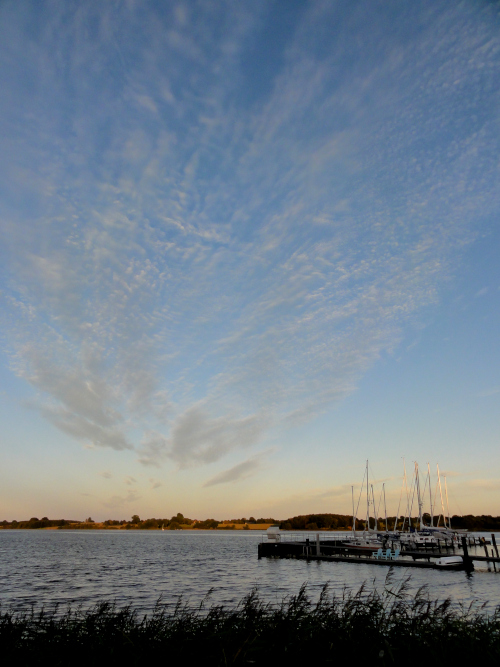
444,475,451,529
365,460,370,533
351,485,355,535
398,458,409,532
371,483,377,532
437,464,446,528
415,462,424,531
427,462,434,527
383,483,388,532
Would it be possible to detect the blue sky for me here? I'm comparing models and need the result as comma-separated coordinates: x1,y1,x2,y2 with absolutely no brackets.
0,0,499,521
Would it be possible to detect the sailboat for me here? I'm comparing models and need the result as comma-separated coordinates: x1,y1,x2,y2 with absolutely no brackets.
343,461,382,550
395,462,460,545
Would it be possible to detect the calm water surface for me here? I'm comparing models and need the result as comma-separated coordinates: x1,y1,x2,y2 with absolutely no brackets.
1,530,499,613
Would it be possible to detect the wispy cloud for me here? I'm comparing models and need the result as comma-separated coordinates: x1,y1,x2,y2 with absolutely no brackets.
314,484,363,501
0,1,498,471
103,490,141,509
138,407,269,468
203,452,269,487
467,479,500,491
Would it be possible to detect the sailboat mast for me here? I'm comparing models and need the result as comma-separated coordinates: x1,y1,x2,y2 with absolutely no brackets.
406,468,417,531
437,464,446,529
427,462,433,527
415,462,423,530
352,485,355,534
394,475,403,532
383,483,388,532
366,460,370,532
444,475,451,529
401,459,409,532
371,484,377,532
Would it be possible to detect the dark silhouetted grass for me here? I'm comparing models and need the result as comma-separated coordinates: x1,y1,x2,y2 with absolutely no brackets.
1,575,499,665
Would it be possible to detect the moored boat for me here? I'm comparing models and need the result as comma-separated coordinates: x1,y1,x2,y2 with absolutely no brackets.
432,555,464,569
342,538,381,550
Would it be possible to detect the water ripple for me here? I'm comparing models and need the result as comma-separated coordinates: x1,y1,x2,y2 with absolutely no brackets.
1,530,498,613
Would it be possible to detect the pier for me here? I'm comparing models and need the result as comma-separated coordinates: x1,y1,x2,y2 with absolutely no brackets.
258,533,500,572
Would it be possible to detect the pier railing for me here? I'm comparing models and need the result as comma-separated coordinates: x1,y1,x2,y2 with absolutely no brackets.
262,531,353,543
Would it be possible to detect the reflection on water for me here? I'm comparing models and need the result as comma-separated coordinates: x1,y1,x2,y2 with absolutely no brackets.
0,530,498,613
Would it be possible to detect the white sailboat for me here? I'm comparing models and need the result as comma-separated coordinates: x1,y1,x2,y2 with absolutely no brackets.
345,461,382,550
396,462,460,545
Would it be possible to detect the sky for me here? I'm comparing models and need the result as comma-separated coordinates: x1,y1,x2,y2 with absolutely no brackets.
0,0,499,522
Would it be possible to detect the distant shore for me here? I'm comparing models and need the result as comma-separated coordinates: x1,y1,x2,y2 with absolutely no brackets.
0,522,275,531
2,511,500,532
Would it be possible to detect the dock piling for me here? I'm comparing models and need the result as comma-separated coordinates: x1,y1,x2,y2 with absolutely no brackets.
461,536,473,571
483,545,492,571
492,534,499,560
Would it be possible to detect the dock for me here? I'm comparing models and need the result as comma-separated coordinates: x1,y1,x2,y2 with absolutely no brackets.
258,534,500,572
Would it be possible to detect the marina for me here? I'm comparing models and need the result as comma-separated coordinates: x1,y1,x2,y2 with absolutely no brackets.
259,531,500,572
259,460,500,573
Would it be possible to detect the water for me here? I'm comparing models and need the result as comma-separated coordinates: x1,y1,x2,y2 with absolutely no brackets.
1,530,499,614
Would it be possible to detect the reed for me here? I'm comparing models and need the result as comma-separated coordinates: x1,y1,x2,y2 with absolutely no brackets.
2,575,499,665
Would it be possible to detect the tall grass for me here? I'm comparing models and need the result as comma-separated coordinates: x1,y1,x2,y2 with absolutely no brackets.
2,574,499,665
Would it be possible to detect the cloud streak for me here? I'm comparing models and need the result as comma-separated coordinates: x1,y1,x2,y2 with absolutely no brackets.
203,452,268,487
103,490,141,509
138,407,269,468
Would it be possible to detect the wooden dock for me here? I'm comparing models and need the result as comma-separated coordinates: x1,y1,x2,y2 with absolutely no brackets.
258,534,500,572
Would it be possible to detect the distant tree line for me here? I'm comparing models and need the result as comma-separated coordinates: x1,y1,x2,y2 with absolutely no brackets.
278,513,500,531
0,517,76,529
449,515,500,531
0,513,277,530
224,517,278,524
4,513,499,531
279,514,358,531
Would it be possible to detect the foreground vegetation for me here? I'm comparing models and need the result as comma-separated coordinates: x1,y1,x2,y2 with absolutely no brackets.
2,579,499,665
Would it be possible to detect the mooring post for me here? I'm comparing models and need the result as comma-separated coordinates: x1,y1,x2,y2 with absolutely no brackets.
490,547,497,573
461,536,473,571
492,534,499,559
316,533,320,556
483,543,492,571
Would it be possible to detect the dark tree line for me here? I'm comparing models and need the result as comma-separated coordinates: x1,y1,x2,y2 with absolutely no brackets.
278,513,500,531
279,514,359,531
449,514,500,531
0,513,269,530
4,512,499,531
1,518,74,529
